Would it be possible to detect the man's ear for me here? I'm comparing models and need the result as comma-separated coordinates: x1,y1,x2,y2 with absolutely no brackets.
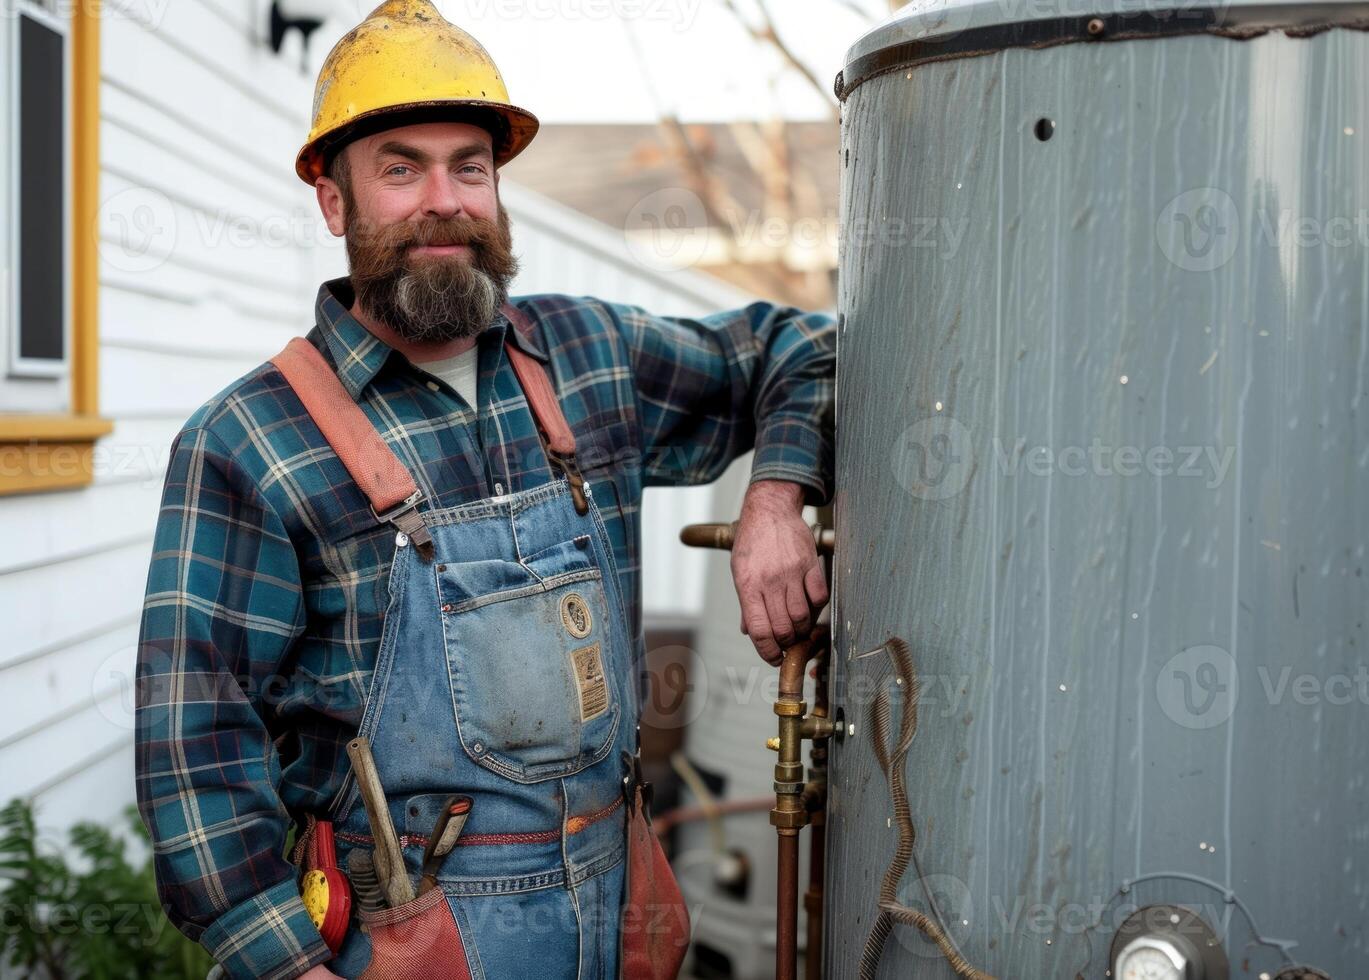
316,174,347,238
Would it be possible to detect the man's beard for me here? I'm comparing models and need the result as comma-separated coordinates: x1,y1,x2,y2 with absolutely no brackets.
345,203,519,344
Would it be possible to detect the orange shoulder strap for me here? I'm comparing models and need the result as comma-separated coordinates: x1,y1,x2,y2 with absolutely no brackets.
500,304,576,457
270,337,420,518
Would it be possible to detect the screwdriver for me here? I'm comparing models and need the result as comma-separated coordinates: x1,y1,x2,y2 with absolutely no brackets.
418,796,472,895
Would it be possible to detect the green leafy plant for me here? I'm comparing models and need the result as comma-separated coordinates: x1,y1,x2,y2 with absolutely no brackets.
0,798,214,980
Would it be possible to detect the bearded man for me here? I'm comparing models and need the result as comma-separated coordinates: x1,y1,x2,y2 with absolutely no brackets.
135,3,835,979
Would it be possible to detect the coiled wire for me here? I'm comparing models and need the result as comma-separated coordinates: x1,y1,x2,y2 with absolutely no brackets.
857,637,995,980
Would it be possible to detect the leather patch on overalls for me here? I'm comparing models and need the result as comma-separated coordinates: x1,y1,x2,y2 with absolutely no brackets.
569,641,608,721
560,592,593,638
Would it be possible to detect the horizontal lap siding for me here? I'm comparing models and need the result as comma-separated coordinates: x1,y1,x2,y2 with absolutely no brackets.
1,0,319,813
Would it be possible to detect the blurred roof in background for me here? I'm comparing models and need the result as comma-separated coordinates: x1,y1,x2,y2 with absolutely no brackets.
502,122,840,310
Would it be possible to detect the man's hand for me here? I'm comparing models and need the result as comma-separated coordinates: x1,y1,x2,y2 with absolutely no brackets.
297,966,342,980
730,479,829,665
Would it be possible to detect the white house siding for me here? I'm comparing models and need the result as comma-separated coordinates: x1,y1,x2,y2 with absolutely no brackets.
0,0,753,831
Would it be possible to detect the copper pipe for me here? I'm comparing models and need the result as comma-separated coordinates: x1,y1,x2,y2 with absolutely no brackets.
778,631,824,698
678,519,836,980
804,810,826,980
777,830,801,980
805,645,831,980
772,632,828,980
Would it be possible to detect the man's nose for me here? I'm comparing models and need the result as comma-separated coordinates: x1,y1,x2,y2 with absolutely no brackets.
420,175,463,219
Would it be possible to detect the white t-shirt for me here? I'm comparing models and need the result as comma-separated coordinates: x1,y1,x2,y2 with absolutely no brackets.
416,346,479,409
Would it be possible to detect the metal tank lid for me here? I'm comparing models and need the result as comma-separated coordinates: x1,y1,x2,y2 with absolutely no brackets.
837,0,1369,99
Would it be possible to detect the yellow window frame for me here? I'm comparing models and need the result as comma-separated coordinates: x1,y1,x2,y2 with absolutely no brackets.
0,5,112,496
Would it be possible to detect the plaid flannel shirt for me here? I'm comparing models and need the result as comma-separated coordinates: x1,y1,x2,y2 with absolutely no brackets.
135,278,835,980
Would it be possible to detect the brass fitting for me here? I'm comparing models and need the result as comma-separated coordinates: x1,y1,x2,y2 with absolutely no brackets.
801,715,837,740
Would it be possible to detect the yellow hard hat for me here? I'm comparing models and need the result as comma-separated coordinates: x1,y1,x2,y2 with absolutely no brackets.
296,0,539,185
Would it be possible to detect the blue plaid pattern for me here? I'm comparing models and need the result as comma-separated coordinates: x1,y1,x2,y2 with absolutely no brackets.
135,278,835,978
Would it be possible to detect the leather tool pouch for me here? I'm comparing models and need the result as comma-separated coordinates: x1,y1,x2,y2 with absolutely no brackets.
618,753,690,980
356,886,473,980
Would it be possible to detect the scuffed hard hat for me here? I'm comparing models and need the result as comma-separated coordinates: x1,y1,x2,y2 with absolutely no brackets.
295,0,539,185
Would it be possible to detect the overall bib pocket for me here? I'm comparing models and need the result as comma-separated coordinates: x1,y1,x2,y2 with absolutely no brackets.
438,537,621,783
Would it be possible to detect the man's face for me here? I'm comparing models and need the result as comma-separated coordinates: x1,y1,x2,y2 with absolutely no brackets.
316,121,519,343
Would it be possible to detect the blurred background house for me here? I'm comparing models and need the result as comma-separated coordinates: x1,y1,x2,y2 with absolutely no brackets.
0,0,882,975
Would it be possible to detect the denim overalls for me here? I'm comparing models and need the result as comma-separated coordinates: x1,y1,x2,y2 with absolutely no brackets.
271,324,639,980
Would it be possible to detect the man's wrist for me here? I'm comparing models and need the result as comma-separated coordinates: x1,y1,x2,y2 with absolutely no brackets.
743,478,806,514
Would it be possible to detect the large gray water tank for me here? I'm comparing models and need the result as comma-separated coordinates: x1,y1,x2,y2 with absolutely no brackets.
828,1,1369,977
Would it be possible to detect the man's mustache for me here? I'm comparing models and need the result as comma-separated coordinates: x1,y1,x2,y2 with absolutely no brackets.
348,216,504,253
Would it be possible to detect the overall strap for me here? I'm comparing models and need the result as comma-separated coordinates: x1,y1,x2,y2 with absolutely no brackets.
272,338,434,557
500,304,589,515
269,309,587,562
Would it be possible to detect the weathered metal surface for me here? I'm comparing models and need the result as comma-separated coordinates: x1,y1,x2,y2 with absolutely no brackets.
828,8,1369,978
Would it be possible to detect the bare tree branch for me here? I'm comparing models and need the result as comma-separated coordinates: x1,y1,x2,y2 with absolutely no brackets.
719,0,839,122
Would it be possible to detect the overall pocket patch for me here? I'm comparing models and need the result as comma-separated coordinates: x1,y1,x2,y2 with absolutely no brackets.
438,542,621,783
560,592,593,638
569,641,608,721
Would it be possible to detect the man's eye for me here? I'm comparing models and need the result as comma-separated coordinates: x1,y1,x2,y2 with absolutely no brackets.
387,165,413,177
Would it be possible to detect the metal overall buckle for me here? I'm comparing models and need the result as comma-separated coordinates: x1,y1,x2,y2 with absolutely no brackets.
621,748,654,824
371,489,435,560
549,450,590,516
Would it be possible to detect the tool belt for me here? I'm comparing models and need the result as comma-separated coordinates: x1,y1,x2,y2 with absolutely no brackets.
291,763,688,980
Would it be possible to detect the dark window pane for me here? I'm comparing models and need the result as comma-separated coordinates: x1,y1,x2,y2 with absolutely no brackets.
18,13,66,364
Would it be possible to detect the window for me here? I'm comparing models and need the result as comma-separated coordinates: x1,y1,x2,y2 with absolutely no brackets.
0,0,109,494
15,3,69,373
